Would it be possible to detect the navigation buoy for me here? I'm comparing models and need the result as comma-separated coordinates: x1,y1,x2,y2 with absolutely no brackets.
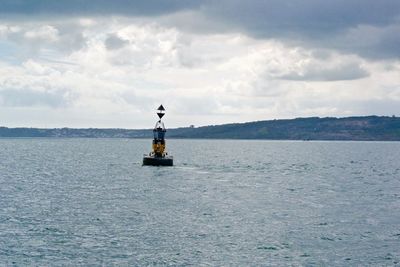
142,105,173,166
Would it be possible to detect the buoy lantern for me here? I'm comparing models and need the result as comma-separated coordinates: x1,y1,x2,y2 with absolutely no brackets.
143,105,173,166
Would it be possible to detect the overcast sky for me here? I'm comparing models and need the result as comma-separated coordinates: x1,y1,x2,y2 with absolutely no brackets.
0,0,399,128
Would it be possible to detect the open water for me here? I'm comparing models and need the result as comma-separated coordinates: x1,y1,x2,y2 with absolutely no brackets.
0,138,399,266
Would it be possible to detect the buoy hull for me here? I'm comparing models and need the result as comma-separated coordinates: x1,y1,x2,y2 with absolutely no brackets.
143,155,173,166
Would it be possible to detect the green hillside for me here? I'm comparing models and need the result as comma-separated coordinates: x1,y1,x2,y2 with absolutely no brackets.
168,116,400,141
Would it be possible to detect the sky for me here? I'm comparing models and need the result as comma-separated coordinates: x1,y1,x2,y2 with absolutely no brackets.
0,0,399,128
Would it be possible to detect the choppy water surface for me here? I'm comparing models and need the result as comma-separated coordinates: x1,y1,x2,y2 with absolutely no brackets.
0,139,399,266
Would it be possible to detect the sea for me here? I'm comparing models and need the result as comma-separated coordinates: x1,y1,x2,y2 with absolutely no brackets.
0,138,399,266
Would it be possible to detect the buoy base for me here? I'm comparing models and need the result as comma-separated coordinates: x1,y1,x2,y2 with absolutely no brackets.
143,155,173,166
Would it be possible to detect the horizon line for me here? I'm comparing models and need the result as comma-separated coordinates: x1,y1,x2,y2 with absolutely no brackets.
1,115,397,130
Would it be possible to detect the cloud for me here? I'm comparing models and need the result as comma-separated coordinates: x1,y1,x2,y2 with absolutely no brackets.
104,34,128,50
0,22,87,58
154,0,400,60
336,23,400,59
0,59,75,109
203,0,400,35
0,14,399,127
198,1,400,60
0,88,66,107
1,1,400,60
279,62,369,81
24,25,59,42
0,0,202,16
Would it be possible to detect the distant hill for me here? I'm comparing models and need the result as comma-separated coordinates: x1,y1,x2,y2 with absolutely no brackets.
0,127,149,138
168,116,400,141
1,116,400,141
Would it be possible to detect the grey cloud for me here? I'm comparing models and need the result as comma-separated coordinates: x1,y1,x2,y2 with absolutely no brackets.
56,25,87,53
0,88,67,107
172,96,220,115
3,0,398,34
204,0,400,36
301,97,400,117
1,22,87,56
1,0,399,60
120,91,152,107
174,1,400,60
200,0,400,59
357,99,400,116
332,23,400,59
0,0,203,16
279,62,369,81
105,34,129,50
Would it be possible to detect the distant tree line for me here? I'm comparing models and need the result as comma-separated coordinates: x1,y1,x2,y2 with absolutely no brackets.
1,116,400,141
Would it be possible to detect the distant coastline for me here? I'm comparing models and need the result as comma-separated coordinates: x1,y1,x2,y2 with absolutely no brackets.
1,116,400,141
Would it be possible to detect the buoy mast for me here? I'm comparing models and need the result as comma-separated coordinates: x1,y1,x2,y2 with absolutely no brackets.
152,105,167,157
142,105,173,166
